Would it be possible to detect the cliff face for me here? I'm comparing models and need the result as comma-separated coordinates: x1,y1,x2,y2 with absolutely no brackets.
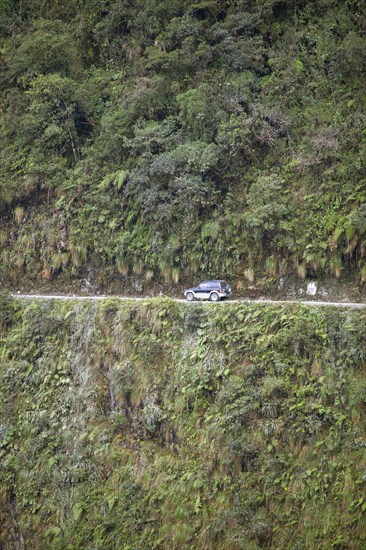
1,296,366,548
1,1,366,295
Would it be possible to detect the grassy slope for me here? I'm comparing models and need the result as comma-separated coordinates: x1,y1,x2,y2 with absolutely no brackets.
1,297,366,548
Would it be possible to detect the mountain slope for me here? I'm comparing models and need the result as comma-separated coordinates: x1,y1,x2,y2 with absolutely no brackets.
0,0,366,294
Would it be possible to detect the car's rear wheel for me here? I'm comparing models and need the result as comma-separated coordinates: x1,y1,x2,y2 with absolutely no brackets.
186,292,195,301
210,292,219,302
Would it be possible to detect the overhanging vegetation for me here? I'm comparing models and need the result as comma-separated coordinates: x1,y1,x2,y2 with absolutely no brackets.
0,1,365,290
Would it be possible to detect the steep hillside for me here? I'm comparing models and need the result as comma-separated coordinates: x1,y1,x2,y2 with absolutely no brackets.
1,296,366,548
0,1,366,295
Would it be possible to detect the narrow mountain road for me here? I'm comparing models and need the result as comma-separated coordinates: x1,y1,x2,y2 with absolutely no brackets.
10,293,366,309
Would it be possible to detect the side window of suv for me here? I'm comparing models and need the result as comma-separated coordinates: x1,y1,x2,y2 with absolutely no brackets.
208,282,219,290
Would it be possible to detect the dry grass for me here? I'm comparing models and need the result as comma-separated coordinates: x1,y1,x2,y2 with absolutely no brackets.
117,262,129,276
145,269,154,281
14,206,25,224
360,263,366,283
244,267,255,282
297,262,307,279
69,244,88,268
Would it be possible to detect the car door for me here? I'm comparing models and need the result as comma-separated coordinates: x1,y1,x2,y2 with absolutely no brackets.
196,282,210,299
208,281,220,297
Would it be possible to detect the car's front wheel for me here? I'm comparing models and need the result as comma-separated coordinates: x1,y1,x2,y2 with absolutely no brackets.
210,292,220,302
186,292,195,301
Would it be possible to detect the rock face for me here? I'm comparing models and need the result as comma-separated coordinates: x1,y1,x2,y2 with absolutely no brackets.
0,490,25,550
1,297,366,548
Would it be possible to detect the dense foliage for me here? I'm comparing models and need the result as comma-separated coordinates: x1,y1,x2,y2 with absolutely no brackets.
1,298,366,548
0,0,366,291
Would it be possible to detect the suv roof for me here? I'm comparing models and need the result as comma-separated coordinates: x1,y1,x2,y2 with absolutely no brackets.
201,280,226,283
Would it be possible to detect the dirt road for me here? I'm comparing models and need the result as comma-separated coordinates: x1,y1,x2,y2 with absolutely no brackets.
10,293,366,309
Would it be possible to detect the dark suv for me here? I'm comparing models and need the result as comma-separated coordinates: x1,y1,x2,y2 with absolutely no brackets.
184,280,231,302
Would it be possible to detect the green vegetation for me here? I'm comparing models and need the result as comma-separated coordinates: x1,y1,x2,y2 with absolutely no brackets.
2,4,366,545
0,1,366,291
1,297,366,548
